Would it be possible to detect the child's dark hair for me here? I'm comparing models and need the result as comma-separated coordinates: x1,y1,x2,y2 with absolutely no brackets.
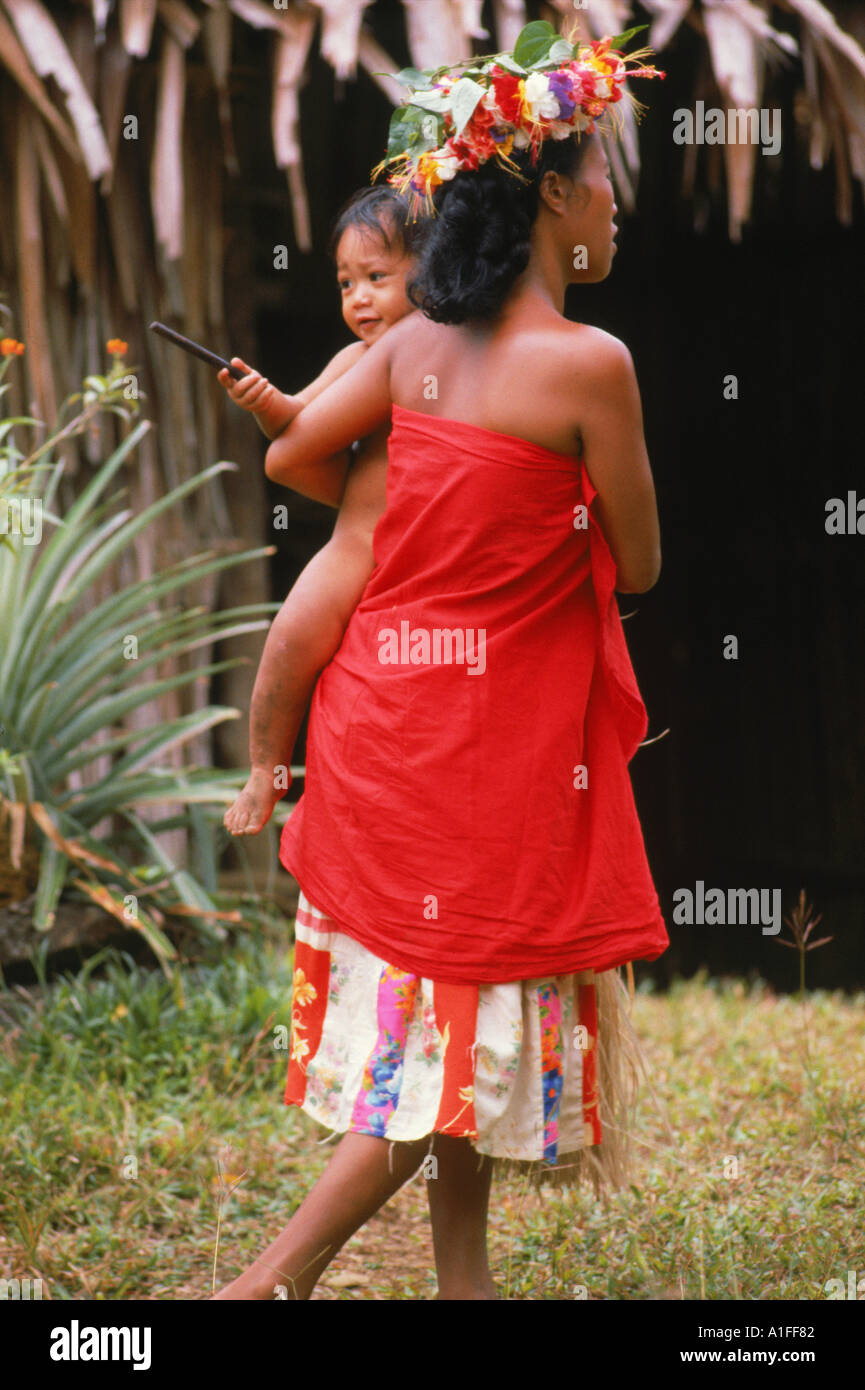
328,185,428,261
407,131,597,324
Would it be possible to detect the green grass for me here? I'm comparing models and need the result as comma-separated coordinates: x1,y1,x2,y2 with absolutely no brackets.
1,931,862,1301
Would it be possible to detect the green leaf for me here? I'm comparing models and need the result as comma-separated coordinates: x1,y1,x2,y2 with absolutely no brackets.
545,38,575,65
45,659,239,762
513,20,557,68
26,548,273,698
449,77,485,136
6,458,237,705
386,106,420,160
488,53,527,77
32,839,69,932
407,88,451,114
607,25,649,51
74,707,240,797
393,66,433,91
122,809,223,928
0,418,152,693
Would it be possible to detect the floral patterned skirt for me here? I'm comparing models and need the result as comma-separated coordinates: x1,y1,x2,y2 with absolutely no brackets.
284,893,612,1187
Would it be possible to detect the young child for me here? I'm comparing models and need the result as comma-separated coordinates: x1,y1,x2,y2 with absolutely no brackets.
219,187,423,836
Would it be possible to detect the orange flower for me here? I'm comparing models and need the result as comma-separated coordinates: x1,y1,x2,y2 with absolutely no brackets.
0,338,25,356
106,338,128,356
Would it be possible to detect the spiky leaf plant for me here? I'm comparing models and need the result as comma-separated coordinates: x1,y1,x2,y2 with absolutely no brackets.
0,344,278,968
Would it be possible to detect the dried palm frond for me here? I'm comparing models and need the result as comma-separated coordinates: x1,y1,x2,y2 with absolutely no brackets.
492,0,528,51
357,30,412,105
151,30,187,263
807,29,865,219
4,0,111,180
227,0,305,37
640,0,692,51
401,0,475,71
119,0,158,57
785,0,865,77
96,22,133,197
157,0,201,49
702,0,765,240
202,0,240,175
0,6,82,160
559,0,865,233
271,12,318,253
314,0,373,80
555,0,632,39
30,114,69,228
451,0,489,41
14,104,56,426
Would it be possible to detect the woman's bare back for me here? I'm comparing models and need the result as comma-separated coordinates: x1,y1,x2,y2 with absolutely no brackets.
384,306,661,592
387,308,615,460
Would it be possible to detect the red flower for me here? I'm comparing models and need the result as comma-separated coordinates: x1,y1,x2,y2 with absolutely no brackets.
459,105,502,162
489,68,523,124
469,101,496,133
445,134,480,170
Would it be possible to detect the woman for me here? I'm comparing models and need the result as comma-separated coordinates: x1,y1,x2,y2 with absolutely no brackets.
214,36,667,1301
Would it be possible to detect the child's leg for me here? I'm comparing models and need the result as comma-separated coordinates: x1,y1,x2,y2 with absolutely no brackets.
224,529,374,835
212,1130,431,1300
426,1135,498,1299
225,447,386,836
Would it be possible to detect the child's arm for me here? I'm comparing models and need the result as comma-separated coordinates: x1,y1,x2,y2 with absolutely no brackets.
264,316,403,488
225,439,386,835
218,343,367,508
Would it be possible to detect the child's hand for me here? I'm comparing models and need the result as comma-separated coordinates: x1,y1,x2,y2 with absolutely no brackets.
218,357,277,415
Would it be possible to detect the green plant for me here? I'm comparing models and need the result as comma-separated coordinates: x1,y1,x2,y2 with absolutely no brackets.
0,324,278,966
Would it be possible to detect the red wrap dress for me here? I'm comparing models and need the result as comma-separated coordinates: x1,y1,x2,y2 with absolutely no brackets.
279,404,668,1173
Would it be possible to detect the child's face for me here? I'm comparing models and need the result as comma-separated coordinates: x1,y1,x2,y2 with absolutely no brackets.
335,223,415,345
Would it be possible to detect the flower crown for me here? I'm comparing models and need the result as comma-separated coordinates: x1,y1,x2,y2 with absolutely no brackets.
372,21,666,216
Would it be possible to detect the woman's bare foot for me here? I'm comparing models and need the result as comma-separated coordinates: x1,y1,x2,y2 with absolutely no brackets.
224,767,287,835
211,1269,299,1300
435,1277,499,1300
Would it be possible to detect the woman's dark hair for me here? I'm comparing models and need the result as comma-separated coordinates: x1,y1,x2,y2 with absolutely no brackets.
407,130,596,324
328,185,428,261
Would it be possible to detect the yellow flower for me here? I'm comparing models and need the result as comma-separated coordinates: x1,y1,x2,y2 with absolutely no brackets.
0,338,25,356
111,1003,128,1020
292,967,317,1007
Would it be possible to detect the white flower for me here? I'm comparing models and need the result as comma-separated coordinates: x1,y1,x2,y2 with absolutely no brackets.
523,71,561,121
434,151,461,180
512,126,532,149
584,72,612,100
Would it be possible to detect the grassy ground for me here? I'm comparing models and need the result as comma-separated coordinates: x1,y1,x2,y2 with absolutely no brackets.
0,926,862,1301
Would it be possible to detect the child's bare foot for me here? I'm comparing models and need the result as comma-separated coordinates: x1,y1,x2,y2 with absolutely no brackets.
224,768,286,835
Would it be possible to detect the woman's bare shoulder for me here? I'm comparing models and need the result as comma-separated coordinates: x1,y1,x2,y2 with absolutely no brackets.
566,321,633,374
385,309,442,348
331,340,367,369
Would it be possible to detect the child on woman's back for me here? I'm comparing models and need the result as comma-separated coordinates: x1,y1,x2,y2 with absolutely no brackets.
218,188,423,835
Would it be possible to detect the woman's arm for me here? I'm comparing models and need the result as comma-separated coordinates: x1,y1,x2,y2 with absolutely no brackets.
576,333,662,594
265,322,397,488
